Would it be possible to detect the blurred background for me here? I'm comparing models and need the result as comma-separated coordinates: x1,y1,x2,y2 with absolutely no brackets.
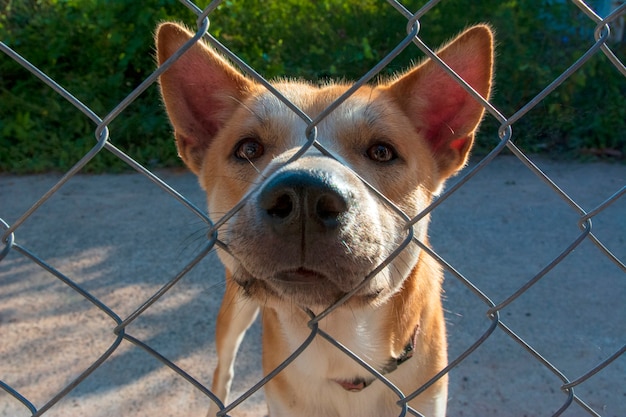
1,0,624,174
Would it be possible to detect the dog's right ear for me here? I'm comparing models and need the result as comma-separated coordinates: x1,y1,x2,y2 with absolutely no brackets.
385,25,493,182
156,22,252,174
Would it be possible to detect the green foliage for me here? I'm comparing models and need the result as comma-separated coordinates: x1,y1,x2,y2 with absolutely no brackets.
0,0,186,172
1,0,624,173
209,0,411,80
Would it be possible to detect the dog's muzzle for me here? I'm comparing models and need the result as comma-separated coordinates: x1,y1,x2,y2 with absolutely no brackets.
227,156,399,307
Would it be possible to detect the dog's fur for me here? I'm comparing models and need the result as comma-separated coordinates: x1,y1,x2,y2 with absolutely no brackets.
156,22,493,417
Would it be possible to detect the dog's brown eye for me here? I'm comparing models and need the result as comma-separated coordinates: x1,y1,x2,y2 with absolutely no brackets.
367,143,397,163
234,139,264,161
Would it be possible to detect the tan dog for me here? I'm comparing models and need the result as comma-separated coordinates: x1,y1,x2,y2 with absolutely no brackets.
156,22,493,417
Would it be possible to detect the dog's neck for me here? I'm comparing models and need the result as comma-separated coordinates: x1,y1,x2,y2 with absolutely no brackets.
267,253,434,386
334,322,420,392
258,243,448,417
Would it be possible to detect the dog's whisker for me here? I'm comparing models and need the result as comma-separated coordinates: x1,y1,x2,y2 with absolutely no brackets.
244,156,265,177
210,174,266,186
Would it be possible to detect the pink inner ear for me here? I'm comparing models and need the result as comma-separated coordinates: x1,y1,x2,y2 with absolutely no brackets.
385,25,492,177
179,58,231,137
161,44,249,145
424,66,481,151
450,137,469,151
423,88,471,151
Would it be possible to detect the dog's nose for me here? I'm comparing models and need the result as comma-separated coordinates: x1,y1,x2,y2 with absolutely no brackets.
258,170,350,234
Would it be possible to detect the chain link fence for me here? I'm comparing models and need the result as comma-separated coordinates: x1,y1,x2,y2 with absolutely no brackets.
1,0,625,416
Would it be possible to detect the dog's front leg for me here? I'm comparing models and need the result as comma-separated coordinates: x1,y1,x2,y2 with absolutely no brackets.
207,273,259,417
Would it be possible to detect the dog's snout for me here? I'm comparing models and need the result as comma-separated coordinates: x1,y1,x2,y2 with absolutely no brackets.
316,192,348,222
259,170,350,234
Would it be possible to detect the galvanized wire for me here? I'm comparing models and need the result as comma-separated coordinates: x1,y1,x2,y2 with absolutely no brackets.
1,1,624,417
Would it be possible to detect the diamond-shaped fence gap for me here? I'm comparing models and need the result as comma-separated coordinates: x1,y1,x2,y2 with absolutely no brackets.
0,266,117,413
206,1,418,81
431,155,590,301
0,169,224,413
443,267,493,349
558,171,625,268
495,237,624,367
445,329,572,417
512,46,626,160
40,340,212,417
5,171,216,314
0,83,103,175
94,87,180,173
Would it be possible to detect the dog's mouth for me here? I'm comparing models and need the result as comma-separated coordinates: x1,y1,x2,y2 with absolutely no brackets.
272,267,328,285
233,264,360,307
233,262,391,309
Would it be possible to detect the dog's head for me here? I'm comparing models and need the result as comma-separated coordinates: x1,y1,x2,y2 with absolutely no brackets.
156,22,493,309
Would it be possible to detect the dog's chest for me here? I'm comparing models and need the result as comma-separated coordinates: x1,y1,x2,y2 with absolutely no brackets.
276,307,395,385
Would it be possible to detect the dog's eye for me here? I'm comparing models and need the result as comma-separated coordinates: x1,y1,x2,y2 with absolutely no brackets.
367,143,397,163
234,139,264,161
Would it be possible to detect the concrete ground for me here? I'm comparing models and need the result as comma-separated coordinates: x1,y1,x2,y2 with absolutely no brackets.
0,155,624,417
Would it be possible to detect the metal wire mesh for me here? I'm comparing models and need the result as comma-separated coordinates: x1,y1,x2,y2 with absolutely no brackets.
1,1,624,416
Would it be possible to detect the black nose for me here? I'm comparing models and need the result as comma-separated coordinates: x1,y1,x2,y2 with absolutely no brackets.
258,170,350,234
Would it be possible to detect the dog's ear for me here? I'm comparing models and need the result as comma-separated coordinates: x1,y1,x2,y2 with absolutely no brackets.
386,25,494,180
156,22,252,174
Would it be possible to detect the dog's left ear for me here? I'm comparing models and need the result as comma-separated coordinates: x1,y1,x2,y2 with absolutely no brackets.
386,25,494,180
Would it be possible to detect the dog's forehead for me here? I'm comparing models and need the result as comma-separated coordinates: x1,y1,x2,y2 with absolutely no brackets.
251,85,378,135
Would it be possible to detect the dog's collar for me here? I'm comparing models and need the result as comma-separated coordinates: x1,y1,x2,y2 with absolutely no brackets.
380,324,419,374
335,324,420,392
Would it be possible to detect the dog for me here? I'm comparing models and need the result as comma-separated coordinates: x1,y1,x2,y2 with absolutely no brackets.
156,22,493,417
